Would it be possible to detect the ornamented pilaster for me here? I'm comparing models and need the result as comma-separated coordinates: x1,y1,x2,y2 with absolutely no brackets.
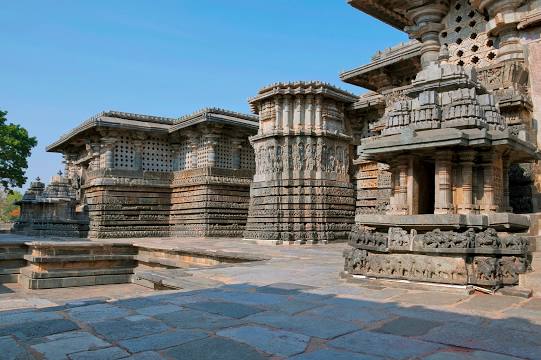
434,150,454,214
231,138,243,170
205,134,220,168
458,150,477,214
102,138,116,170
405,2,449,68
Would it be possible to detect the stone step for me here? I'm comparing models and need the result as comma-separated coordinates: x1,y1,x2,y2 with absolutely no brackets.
133,269,222,290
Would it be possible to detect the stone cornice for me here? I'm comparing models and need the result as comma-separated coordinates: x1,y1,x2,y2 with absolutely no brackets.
169,107,258,133
340,41,421,90
248,81,357,113
47,108,257,153
348,0,412,31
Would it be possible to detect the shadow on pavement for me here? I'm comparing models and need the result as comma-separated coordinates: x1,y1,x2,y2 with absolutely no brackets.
0,281,540,359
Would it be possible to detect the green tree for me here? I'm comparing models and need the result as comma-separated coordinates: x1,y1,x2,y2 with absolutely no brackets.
0,110,37,191
0,190,22,222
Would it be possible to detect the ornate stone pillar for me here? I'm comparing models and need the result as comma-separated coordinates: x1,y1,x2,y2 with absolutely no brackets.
205,134,219,168
398,158,409,215
502,154,511,212
305,95,314,131
293,96,302,130
405,2,448,68
458,150,476,214
481,152,497,213
282,95,291,133
188,138,198,169
132,138,145,171
274,96,282,131
314,95,323,131
231,138,243,170
102,138,116,170
434,150,453,214
171,143,182,171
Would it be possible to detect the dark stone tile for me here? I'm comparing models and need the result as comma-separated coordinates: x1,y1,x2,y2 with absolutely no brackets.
31,331,110,359
0,336,35,359
329,330,443,359
91,318,169,341
154,308,245,330
420,321,541,359
118,329,208,353
289,349,380,360
255,283,316,295
163,337,267,360
0,319,79,340
424,349,523,360
66,303,131,323
185,301,263,319
302,304,392,325
217,325,309,356
245,311,359,339
114,297,164,310
0,310,63,327
69,346,130,360
373,316,443,336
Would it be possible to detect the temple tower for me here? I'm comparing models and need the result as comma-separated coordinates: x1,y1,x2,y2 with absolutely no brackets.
244,82,357,244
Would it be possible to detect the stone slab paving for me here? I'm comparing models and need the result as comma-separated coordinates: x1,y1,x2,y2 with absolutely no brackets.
1,235,541,359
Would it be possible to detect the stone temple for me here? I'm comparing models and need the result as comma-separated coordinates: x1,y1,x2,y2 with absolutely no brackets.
11,0,541,292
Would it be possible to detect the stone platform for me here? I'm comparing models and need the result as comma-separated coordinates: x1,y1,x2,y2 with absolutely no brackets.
1,233,541,359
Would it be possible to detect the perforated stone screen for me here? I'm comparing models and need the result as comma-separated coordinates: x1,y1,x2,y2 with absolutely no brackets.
216,137,232,169
241,143,255,170
142,137,172,172
114,137,136,170
440,0,497,68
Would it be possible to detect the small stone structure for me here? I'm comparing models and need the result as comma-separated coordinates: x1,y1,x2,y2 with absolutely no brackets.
19,109,258,238
243,82,357,244
14,175,89,237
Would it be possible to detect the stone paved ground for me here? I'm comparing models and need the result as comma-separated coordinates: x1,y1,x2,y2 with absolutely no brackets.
1,235,541,359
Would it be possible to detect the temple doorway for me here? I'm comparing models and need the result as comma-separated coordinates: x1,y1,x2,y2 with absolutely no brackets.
417,161,435,214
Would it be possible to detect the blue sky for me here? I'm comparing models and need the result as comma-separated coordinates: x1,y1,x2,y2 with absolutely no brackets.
0,0,406,189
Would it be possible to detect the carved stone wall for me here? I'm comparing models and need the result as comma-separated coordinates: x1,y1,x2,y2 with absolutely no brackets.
244,82,357,243
344,226,530,287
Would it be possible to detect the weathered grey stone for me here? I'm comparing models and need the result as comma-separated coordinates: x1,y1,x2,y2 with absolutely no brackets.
91,318,169,341
0,336,35,360
69,346,130,360
118,329,208,353
245,311,360,339
289,349,381,360
420,321,541,359
135,304,182,316
154,308,246,330
185,301,263,319
163,337,267,360
66,303,131,323
0,319,80,340
31,331,110,359
217,325,310,357
373,316,443,336
329,330,444,359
